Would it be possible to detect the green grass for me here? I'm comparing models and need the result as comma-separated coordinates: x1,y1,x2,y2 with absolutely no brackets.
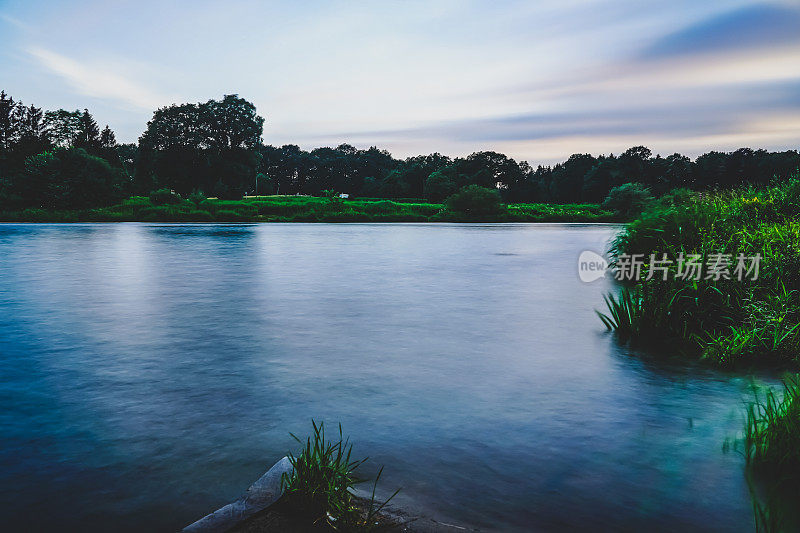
600,178,800,367
280,420,399,532
0,194,619,223
596,287,644,339
744,375,800,480
725,375,800,532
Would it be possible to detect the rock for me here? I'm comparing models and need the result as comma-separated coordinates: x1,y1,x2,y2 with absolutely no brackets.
182,457,293,532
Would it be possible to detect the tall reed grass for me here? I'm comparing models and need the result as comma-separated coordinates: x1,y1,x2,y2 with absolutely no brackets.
280,420,399,531
600,178,800,367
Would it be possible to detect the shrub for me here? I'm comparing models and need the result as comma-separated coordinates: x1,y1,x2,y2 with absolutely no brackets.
149,188,183,205
188,191,207,206
215,209,247,222
361,200,401,215
444,185,503,218
139,206,175,221
14,148,124,209
281,421,399,530
601,182,655,218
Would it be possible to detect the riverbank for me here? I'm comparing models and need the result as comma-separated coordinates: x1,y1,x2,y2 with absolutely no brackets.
0,195,619,223
230,496,473,532
600,179,800,368
182,452,474,533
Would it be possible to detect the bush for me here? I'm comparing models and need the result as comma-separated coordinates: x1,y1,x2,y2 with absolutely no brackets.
139,206,175,221
281,421,399,530
212,180,243,200
215,209,247,222
444,185,503,218
361,200,401,215
13,148,124,209
601,182,655,218
149,188,183,205
188,191,207,206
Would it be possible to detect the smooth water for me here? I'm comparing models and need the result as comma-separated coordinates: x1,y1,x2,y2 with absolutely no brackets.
0,223,760,531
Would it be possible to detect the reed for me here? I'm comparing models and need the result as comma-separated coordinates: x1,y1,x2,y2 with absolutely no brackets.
280,420,399,531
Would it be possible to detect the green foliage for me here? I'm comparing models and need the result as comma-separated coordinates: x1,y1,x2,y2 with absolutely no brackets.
281,421,399,531
731,376,800,532
424,166,461,202
0,194,626,223
4,87,800,209
507,203,616,222
215,209,246,222
600,182,655,218
444,185,503,218
13,147,124,209
188,191,207,206
597,288,644,339
744,375,800,478
149,188,182,205
603,178,800,367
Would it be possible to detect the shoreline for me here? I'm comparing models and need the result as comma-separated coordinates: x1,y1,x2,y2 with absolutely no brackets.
184,458,474,533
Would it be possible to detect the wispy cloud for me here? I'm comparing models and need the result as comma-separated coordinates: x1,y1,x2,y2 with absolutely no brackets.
4,0,798,160
641,3,800,59
28,47,167,110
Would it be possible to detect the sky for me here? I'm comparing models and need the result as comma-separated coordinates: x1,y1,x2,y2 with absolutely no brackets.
1,0,799,164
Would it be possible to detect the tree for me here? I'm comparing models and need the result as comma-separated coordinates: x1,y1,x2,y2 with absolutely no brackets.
0,91,17,152
138,95,265,194
100,125,117,148
12,147,124,209
425,165,462,202
74,109,101,149
444,184,503,217
601,183,654,218
43,109,81,147
201,94,264,151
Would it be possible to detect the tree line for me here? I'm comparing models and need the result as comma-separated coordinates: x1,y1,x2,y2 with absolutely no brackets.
1,89,799,209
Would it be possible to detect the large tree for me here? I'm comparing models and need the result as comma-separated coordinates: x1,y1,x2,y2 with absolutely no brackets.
138,95,265,194
43,109,81,148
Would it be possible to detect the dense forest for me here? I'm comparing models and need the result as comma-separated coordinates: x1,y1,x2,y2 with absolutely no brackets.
1,89,799,210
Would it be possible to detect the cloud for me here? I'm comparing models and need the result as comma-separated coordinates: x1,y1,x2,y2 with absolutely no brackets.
28,47,167,110
303,76,800,162
0,13,30,30
641,3,800,59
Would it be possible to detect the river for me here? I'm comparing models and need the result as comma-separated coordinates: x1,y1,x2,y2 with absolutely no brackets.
0,223,757,531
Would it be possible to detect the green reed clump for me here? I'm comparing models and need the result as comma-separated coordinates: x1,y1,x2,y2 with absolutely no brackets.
745,375,800,477
597,287,643,339
281,420,399,531
730,375,800,532
601,178,800,367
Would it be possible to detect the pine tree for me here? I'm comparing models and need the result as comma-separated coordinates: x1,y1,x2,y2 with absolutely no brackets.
100,125,117,148
0,90,18,151
17,104,45,142
75,108,100,149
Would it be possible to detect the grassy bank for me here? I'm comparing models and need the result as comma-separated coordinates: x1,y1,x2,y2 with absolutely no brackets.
0,194,618,223
600,179,800,368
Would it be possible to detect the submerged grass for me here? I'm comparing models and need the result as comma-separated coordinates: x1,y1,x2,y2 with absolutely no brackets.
280,420,399,532
744,375,800,479
725,375,800,532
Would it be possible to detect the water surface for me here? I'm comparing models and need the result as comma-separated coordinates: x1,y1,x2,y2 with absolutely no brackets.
0,223,757,531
